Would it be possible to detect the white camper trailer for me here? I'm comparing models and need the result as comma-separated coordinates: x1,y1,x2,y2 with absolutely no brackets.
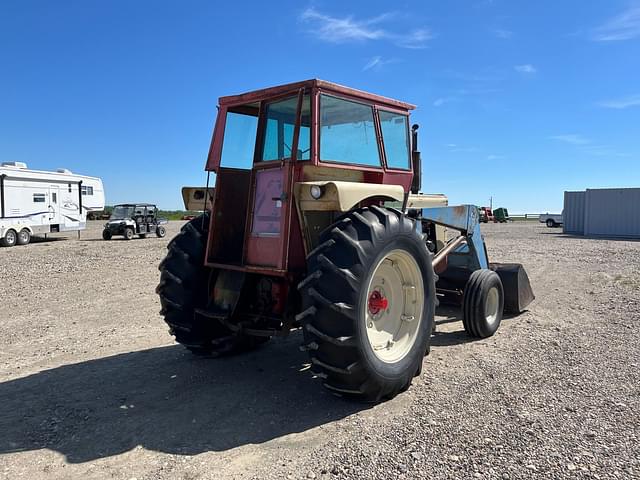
0,162,105,246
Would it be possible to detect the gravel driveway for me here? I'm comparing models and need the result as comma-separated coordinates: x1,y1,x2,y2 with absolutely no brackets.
0,221,638,479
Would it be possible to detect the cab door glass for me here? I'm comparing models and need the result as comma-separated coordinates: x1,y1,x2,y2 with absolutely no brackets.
220,108,259,169
261,95,310,162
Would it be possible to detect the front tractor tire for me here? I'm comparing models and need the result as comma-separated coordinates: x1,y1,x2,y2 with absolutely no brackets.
298,206,436,402
156,214,267,356
102,229,112,240
462,269,504,338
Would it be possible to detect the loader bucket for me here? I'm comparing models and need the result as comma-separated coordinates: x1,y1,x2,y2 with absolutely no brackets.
490,263,535,314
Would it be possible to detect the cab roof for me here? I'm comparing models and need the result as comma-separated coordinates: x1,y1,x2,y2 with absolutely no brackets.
218,79,416,111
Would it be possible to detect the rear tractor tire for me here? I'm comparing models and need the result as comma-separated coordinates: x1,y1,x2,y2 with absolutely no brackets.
156,225,166,238
462,269,504,338
124,228,134,240
156,214,267,356
298,206,436,402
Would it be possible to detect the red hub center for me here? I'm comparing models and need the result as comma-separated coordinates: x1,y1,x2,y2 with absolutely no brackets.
368,290,389,315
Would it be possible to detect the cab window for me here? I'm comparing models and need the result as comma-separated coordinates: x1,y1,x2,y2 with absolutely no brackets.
220,106,259,169
319,95,381,167
261,95,310,162
379,110,410,170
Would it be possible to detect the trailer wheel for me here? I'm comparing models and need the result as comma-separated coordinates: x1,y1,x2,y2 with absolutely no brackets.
546,219,555,228
124,228,134,240
1,229,17,247
462,269,504,338
156,226,166,238
102,229,112,240
156,213,267,356
298,206,436,402
17,229,31,246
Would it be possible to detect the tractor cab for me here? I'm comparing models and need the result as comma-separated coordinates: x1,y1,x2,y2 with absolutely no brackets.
204,79,437,275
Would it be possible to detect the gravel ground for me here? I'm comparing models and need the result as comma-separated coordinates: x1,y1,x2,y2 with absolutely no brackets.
0,221,638,479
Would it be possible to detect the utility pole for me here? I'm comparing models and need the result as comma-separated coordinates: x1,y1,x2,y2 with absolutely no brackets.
490,196,493,211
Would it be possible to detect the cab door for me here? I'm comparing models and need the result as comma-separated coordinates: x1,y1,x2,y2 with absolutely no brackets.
244,92,308,271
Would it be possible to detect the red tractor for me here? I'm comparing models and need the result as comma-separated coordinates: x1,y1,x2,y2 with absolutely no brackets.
479,207,494,223
157,80,533,401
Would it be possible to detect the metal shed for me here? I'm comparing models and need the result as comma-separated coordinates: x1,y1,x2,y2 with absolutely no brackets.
564,187,640,238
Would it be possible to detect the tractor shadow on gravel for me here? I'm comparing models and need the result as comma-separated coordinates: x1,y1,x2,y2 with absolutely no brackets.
430,305,478,347
0,334,366,463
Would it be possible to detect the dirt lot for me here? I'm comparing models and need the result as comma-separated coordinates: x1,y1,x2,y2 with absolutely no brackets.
0,221,638,480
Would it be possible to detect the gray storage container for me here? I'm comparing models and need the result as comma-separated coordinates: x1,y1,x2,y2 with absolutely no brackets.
563,191,586,235
584,188,640,238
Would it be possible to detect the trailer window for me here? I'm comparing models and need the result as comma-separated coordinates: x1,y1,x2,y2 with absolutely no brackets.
260,95,310,162
81,185,94,196
319,95,381,167
379,110,410,170
33,193,46,203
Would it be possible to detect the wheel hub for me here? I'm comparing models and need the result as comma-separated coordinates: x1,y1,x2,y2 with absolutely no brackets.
368,290,389,315
364,250,425,364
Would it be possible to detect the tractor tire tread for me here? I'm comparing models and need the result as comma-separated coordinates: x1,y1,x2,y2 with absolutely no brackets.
298,206,436,402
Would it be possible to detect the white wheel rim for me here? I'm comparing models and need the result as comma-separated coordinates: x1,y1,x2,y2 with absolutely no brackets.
485,286,500,325
19,231,28,242
364,249,424,363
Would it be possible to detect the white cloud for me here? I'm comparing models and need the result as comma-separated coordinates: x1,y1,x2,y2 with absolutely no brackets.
593,6,640,41
582,145,630,158
450,146,479,153
363,56,382,71
362,56,399,71
492,28,513,39
299,8,433,48
433,96,461,107
514,64,537,74
549,134,591,145
487,154,505,160
598,94,640,109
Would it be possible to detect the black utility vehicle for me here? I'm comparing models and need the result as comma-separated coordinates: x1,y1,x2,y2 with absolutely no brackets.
102,204,167,240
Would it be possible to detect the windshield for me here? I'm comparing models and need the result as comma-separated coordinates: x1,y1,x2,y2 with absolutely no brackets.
319,94,381,167
110,206,135,219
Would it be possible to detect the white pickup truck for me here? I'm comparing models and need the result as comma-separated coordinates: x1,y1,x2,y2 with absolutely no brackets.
539,213,563,228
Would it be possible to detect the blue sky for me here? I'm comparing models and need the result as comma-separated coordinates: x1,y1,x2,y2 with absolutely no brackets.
1,1,639,212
